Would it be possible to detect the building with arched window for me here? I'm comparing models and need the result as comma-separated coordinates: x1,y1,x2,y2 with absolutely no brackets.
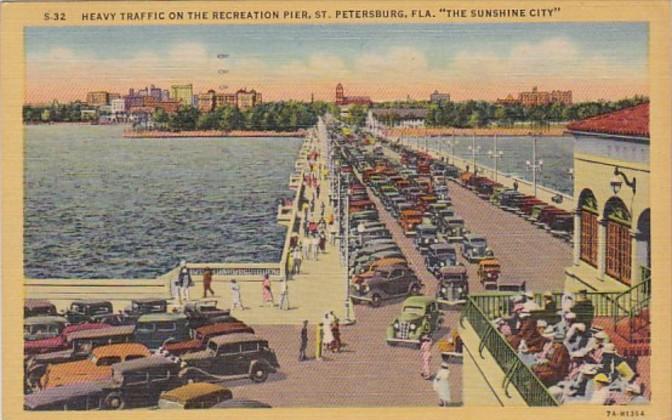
565,103,650,292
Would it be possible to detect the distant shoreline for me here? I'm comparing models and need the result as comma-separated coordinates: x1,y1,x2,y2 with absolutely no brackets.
123,129,306,138
383,125,569,138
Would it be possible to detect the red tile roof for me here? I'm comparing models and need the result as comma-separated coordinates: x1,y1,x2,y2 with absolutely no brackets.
567,103,649,138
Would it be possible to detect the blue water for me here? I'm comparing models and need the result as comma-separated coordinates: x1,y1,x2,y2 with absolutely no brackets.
24,125,302,279
409,136,574,195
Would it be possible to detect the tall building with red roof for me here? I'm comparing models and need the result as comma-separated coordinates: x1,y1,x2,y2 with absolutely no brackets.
565,103,650,294
334,83,372,106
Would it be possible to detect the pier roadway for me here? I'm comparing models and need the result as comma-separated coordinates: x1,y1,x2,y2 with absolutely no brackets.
217,123,461,407
381,144,572,293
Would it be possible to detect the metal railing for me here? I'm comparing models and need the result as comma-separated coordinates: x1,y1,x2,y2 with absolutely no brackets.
612,266,651,340
461,296,560,406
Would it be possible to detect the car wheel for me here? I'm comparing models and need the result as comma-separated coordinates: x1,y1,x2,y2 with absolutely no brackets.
250,364,269,383
409,284,421,296
104,392,125,410
370,294,382,307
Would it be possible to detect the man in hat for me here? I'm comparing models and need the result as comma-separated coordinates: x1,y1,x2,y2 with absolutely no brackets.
533,331,571,386
573,289,595,327
533,325,556,364
299,320,309,361
589,373,612,404
588,330,610,363
555,311,577,337
522,291,541,312
176,260,193,304
432,360,452,406
623,383,648,405
565,322,590,353
508,311,535,350
542,291,557,315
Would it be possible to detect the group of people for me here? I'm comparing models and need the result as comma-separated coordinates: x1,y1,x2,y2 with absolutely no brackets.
298,311,343,362
494,290,648,405
418,334,454,407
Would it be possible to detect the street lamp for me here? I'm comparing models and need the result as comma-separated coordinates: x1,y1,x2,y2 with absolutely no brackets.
468,135,481,174
487,135,504,182
526,135,543,197
611,167,637,195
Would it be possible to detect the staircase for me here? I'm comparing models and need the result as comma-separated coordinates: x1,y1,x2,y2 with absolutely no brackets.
592,267,651,357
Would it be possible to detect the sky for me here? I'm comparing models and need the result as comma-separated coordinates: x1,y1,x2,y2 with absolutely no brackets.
25,23,648,104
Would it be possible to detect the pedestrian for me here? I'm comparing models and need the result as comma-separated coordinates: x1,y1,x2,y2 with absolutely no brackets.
176,260,193,304
230,279,245,310
292,245,303,274
329,223,337,245
323,312,335,350
261,273,274,306
513,179,519,192
433,361,452,406
420,335,433,380
279,280,290,310
316,322,324,361
330,319,341,353
316,184,321,199
312,235,320,260
319,230,327,252
202,266,215,298
299,320,309,361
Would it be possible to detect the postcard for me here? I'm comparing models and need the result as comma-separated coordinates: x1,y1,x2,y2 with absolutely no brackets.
1,1,670,419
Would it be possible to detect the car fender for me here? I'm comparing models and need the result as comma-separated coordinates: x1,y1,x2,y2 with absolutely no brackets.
249,359,276,375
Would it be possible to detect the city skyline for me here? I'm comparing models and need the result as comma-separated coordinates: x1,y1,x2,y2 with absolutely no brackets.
26,23,648,104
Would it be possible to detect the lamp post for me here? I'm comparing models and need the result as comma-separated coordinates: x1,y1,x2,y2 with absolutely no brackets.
468,134,481,174
526,135,543,197
343,173,354,324
449,131,459,166
487,134,504,182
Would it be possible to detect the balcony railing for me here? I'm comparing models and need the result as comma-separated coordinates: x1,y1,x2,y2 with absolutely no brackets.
461,296,559,406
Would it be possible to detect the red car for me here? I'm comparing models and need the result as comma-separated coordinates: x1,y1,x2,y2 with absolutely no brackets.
24,323,110,356
163,322,255,356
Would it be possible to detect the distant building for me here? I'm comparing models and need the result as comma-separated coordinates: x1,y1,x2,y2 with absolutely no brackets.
430,90,450,103
111,98,126,114
369,108,428,128
335,83,372,106
198,90,217,112
496,87,573,107
170,84,194,106
236,89,262,110
86,91,110,107
216,93,237,108
80,108,98,120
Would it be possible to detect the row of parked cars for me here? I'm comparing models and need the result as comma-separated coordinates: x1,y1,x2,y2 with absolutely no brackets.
330,128,444,348
23,298,278,410
458,171,574,243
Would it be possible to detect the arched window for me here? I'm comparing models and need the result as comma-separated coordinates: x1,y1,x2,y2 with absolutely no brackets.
578,189,599,267
604,197,632,284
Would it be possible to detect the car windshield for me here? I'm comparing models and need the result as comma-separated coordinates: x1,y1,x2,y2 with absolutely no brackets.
470,239,487,246
402,305,426,316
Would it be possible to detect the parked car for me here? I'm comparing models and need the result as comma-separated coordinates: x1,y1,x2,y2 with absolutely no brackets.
425,243,457,276
435,265,469,307
183,300,233,329
25,325,135,392
478,258,501,290
24,299,58,318
180,334,280,384
123,298,168,323
134,313,190,349
40,343,151,389
24,323,110,357
97,355,184,409
64,300,114,324
24,316,68,342
352,257,408,283
351,249,405,274
462,234,494,262
399,209,424,236
441,217,467,242
158,383,233,409
163,321,255,356
24,382,106,411
386,296,442,347
414,224,439,254
350,265,422,307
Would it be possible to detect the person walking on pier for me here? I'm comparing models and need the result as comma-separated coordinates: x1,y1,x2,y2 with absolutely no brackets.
420,335,433,380
202,267,215,298
261,273,274,306
316,322,324,361
176,260,193,304
292,244,303,275
433,361,452,406
312,234,320,260
299,320,309,361
230,279,245,310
